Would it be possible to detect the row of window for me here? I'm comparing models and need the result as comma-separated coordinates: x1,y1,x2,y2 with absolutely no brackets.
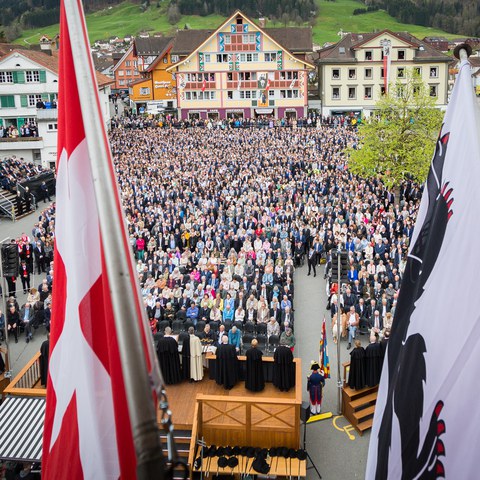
184,91,216,100
0,70,47,84
209,52,280,63
185,73,215,82
0,94,57,108
331,66,439,80
117,70,140,77
224,33,257,45
331,84,439,100
363,49,407,61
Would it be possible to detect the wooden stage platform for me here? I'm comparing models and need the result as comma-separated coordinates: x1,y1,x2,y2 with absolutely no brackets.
163,377,296,430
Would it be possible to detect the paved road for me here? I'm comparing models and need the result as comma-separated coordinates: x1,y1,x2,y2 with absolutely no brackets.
294,263,370,480
1,205,372,479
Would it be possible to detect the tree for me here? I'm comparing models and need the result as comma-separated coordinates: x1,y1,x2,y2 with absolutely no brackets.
347,70,444,189
167,3,181,25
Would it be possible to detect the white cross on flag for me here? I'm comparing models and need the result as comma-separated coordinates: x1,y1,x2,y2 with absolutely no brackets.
366,54,480,479
42,2,160,478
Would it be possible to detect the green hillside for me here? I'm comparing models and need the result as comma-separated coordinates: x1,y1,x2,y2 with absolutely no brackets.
14,0,461,47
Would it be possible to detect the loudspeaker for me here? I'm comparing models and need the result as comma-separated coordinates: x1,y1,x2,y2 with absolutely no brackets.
300,401,310,423
2,244,19,277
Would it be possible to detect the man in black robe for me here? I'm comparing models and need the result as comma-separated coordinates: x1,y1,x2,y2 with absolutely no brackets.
40,336,49,386
215,335,239,390
156,329,182,385
272,345,295,392
245,339,265,392
365,334,382,387
348,340,366,390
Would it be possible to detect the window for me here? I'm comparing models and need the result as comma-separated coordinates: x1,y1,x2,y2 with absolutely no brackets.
245,91,251,99
134,70,139,76
380,86,386,95
25,70,40,82
364,86,372,99
242,34,255,44
348,87,356,99
47,123,58,131
429,85,438,97
28,94,42,107
172,55,179,63
203,54,210,63
216,54,228,63
239,53,258,62
397,85,405,97
126,70,132,76
227,91,233,99
397,67,405,78
332,87,340,99
364,68,372,79
397,50,405,60
185,92,191,100
140,87,150,95
163,57,168,63
227,72,233,81
264,53,277,62
430,67,438,78
125,60,131,67
381,68,385,79
414,67,422,76
332,69,340,79
269,90,274,97
0,95,15,108
348,69,356,79
192,92,197,100
365,50,372,61
133,60,138,68
225,34,231,44
413,85,420,96
0,71,13,83
118,70,124,76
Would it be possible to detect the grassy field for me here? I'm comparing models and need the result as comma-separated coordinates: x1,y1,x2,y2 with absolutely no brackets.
14,0,462,47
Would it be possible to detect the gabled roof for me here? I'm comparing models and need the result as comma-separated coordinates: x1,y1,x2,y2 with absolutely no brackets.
134,36,173,56
0,43,28,57
0,49,114,88
112,44,133,72
171,29,212,56
265,27,312,53
145,41,174,72
168,10,314,71
316,30,450,63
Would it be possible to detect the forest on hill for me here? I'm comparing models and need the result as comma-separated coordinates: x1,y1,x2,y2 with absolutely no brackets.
370,0,479,37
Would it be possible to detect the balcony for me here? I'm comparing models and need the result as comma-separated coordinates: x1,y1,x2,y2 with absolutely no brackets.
36,108,58,120
0,136,44,151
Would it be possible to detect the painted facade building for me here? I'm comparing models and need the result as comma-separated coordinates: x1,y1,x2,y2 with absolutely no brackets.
316,30,451,118
112,45,139,93
167,11,314,120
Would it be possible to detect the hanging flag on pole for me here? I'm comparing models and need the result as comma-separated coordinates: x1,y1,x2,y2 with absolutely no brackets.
42,1,165,478
366,45,480,480
319,317,330,379
201,77,206,92
381,38,391,94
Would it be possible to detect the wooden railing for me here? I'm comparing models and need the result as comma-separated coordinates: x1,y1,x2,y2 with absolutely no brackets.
3,352,46,397
188,358,303,471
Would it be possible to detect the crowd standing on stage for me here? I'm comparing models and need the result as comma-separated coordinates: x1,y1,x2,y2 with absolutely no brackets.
4,119,422,385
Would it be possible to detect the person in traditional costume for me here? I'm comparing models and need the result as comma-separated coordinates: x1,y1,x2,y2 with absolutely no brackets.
188,326,204,382
307,361,325,415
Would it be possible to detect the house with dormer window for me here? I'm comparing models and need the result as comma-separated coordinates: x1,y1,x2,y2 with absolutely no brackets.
315,30,451,118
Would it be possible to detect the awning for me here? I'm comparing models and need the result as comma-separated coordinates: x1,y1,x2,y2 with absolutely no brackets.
255,108,273,114
0,396,46,462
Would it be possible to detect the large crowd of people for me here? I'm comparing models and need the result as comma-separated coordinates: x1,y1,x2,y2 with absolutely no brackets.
0,157,48,192
2,119,423,368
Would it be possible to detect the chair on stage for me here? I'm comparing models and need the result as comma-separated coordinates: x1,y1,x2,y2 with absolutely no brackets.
244,321,255,334
255,323,267,335
157,320,170,334
172,319,183,334
209,321,219,333
256,333,267,352
268,334,279,352
242,333,254,352
233,320,243,331
195,320,206,334
223,320,232,332
183,320,194,332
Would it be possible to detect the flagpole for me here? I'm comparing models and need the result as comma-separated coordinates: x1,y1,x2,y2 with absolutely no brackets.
336,247,342,414
62,1,165,477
